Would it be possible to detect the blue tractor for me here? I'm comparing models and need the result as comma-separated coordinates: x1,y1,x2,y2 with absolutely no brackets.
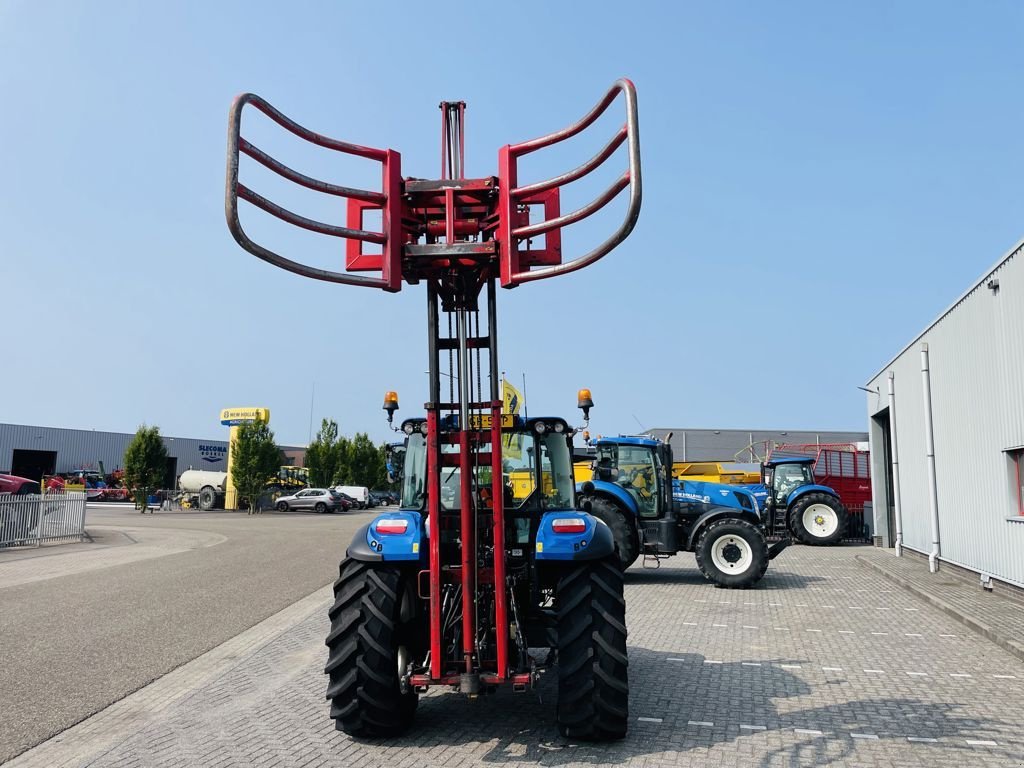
577,435,789,588
739,456,850,547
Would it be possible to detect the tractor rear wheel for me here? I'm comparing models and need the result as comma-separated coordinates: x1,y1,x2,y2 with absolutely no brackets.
555,557,628,740
584,496,639,570
695,518,769,588
324,559,417,737
789,493,848,546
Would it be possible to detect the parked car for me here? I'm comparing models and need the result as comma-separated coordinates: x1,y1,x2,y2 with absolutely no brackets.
275,488,345,513
336,492,358,510
368,491,388,507
333,485,370,509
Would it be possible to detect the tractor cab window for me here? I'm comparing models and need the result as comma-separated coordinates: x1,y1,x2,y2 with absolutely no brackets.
402,433,427,508
501,431,575,510
771,462,815,500
595,444,660,518
399,429,575,512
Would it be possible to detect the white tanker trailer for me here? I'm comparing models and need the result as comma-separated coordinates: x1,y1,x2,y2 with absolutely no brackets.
178,469,227,510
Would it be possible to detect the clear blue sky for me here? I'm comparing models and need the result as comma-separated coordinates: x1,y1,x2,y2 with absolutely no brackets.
2,1,1021,447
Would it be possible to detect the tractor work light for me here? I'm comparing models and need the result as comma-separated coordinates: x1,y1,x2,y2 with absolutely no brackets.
375,519,409,535
534,421,547,434
551,517,587,534
403,423,416,435
553,422,565,434
577,388,594,420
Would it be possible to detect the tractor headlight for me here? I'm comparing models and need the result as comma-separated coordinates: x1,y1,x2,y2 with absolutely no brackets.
553,422,565,433
403,423,415,435
534,421,547,434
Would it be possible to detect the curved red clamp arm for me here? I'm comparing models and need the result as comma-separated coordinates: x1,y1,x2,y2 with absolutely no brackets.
224,93,403,291
498,78,642,288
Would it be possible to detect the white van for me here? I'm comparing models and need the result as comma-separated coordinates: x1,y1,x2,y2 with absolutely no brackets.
333,485,370,509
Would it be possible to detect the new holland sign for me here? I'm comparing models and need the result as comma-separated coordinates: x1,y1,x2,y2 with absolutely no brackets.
219,407,270,426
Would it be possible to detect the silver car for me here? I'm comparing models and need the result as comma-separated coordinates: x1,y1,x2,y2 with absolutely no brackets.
275,488,342,513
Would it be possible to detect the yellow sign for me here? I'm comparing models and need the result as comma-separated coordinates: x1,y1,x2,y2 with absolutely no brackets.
220,407,270,426
469,413,514,430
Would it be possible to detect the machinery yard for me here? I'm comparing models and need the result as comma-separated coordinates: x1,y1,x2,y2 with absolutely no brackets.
5,525,1022,767
3,3,1024,768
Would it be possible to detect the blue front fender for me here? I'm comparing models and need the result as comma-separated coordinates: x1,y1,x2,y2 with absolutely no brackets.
577,479,640,517
786,484,840,507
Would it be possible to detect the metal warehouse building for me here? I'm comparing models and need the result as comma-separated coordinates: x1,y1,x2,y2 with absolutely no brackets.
0,423,305,489
642,428,867,462
865,237,1024,590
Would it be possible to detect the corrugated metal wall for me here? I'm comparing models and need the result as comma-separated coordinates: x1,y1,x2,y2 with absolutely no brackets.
867,238,1024,586
643,428,867,462
0,423,231,477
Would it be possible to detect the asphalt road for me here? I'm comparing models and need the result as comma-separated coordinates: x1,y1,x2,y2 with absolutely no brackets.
0,504,371,763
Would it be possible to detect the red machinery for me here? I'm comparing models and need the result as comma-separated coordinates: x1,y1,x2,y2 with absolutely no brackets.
226,81,641,737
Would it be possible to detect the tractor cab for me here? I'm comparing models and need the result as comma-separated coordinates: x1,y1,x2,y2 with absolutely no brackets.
396,415,577,548
591,437,671,519
762,456,816,506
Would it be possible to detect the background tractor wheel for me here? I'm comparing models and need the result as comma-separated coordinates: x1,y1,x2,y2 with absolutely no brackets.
695,518,769,588
555,557,628,741
584,496,639,570
789,493,848,546
198,486,216,511
324,559,417,737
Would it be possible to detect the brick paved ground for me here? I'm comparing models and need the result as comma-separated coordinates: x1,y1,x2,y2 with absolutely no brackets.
857,547,1024,663
11,544,1024,768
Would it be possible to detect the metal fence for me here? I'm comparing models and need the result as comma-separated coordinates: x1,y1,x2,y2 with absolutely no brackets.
0,491,87,548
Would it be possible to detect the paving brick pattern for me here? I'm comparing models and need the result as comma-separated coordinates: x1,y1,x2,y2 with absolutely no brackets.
857,547,1024,663
24,546,1024,767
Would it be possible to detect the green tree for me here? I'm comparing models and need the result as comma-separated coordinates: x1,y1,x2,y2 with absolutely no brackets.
305,418,346,487
232,421,281,513
342,432,388,489
123,425,168,510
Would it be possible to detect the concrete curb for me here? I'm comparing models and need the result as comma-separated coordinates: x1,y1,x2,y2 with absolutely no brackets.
6,582,334,768
855,554,1024,664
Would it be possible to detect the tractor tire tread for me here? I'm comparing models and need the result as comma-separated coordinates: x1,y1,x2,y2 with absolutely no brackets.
584,496,640,570
324,559,416,737
556,557,628,741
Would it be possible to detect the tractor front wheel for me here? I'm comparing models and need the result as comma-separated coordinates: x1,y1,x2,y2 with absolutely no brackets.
789,493,848,546
324,559,417,737
695,518,769,588
584,496,639,570
555,557,628,740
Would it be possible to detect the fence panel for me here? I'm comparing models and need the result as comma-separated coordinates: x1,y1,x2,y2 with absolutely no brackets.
0,491,87,548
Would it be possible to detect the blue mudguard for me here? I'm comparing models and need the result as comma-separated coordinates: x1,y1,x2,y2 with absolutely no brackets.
535,511,616,561
347,511,423,562
577,479,640,517
786,484,840,506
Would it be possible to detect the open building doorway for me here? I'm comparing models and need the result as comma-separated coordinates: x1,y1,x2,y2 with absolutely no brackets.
870,409,896,546
10,449,57,482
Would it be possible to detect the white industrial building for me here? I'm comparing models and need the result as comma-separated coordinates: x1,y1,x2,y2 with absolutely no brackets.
865,237,1024,590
